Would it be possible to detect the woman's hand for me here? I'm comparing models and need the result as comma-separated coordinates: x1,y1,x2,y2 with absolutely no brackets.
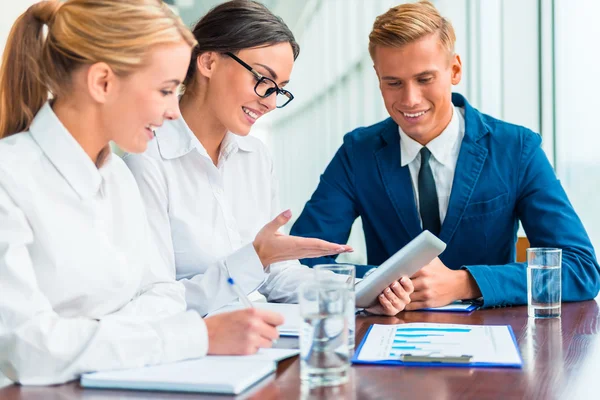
204,308,284,355
253,209,353,267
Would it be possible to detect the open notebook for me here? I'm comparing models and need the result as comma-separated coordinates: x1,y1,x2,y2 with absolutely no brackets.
81,348,298,395
208,302,301,336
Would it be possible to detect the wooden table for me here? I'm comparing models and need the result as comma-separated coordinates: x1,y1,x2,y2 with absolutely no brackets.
2,301,599,400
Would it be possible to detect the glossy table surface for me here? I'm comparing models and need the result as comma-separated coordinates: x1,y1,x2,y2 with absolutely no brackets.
2,301,599,400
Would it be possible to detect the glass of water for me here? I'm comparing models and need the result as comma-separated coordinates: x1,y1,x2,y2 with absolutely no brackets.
527,248,562,318
313,264,355,350
298,281,350,388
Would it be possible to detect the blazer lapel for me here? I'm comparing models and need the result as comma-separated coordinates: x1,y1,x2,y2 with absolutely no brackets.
439,95,490,244
375,120,422,238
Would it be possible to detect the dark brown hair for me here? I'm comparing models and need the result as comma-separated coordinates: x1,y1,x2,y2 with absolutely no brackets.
184,0,300,88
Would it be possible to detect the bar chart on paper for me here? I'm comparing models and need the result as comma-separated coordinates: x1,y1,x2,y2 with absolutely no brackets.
353,323,522,367
388,326,471,357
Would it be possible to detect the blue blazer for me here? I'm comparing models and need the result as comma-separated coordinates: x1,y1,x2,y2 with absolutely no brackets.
291,93,600,307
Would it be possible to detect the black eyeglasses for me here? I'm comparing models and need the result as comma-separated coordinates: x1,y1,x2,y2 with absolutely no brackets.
225,52,294,108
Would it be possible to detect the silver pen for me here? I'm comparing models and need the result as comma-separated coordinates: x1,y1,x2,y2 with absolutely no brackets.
227,277,254,308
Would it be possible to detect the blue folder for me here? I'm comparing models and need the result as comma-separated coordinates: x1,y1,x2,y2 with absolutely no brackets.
352,324,523,368
418,301,479,313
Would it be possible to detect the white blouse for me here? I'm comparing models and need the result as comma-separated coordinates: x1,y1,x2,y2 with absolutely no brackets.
124,117,316,316
0,104,207,385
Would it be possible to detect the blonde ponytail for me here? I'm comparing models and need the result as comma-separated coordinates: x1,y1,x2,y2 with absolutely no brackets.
0,0,196,139
0,1,62,138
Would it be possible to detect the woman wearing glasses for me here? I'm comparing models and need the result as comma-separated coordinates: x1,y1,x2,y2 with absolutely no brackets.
0,0,286,385
125,0,405,316
123,0,342,315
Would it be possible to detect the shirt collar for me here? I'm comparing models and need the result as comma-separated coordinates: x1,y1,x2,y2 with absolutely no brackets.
399,105,462,167
29,102,104,199
155,117,256,161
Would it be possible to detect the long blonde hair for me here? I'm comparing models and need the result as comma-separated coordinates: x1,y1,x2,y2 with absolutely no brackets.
368,0,456,60
0,0,196,139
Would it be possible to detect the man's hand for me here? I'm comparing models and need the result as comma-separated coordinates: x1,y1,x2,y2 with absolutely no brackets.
405,257,481,311
365,277,414,316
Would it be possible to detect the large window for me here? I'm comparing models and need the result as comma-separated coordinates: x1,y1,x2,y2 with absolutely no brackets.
554,0,600,252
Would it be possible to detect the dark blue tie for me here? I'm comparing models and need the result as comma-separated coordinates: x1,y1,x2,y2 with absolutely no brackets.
418,147,441,236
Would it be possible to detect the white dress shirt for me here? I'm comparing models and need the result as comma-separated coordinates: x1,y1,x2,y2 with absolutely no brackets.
0,104,207,385
399,106,466,224
124,117,316,316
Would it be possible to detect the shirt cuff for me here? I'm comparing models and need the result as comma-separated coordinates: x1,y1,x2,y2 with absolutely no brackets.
224,243,267,294
150,310,208,363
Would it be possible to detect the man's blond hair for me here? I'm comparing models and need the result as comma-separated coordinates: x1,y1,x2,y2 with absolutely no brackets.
368,0,456,60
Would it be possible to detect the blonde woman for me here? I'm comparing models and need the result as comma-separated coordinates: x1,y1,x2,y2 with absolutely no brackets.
0,0,282,386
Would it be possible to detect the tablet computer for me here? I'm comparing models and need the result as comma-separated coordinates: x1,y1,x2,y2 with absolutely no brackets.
355,230,446,308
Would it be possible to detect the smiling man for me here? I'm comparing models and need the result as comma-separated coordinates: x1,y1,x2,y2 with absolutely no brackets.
291,0,600,312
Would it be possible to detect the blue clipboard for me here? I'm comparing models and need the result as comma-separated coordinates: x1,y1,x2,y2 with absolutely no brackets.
351,324,523,368
418,301,479,313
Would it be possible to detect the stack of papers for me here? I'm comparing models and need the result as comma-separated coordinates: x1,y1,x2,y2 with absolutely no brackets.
353,323,522,368
81,348,298,395
208,302,301,337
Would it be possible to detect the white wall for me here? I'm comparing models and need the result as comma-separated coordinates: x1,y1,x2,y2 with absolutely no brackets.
0,2,38,59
